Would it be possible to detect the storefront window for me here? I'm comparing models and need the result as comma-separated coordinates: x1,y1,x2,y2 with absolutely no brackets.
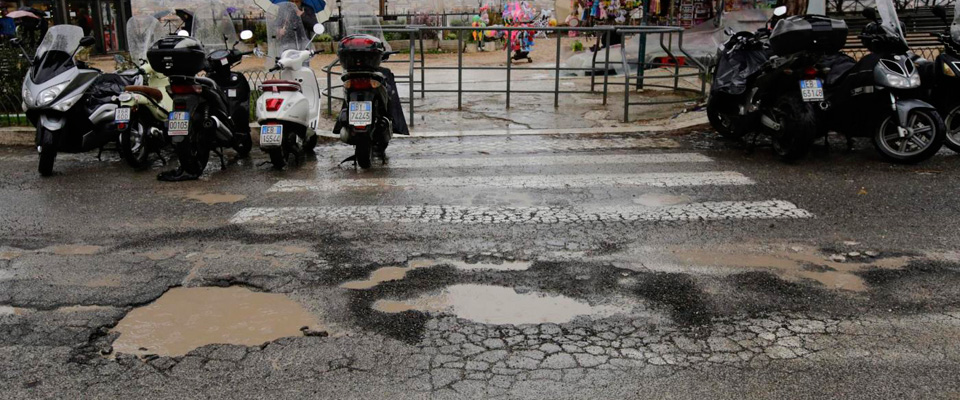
65,1,95,35
99,0,118,52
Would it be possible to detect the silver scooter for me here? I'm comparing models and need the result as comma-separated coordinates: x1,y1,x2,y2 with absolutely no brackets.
15,25,141,176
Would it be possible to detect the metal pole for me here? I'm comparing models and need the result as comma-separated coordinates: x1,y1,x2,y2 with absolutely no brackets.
603,29,611,105
554,29,561,108
326,62,332,117
409,32,415,126
506,29,512,109
457,29,463,110
419,33,426,99
624,41,630,123
637,32,646,90
671,33,680,90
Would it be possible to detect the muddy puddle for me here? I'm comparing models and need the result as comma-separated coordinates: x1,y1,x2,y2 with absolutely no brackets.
143,249,179,261
111,286,322,357
0,250,21,260
634,193,693,207
184,192,247,205
44,245,102,256
669,246,911,291
373,284,624,325
341,258,533,290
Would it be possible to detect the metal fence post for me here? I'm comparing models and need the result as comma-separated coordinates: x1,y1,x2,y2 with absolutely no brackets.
671,33,680,90
637,32,646,90
419,33,426,99
603,29,611,105
624,44,631,123
554,29,561,108
409,32,416,126
458,29,463,110
326,62,332,117
506,30,512,109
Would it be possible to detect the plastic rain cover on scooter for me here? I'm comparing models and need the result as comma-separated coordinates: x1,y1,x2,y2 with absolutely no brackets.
32,25,82,84
950,0,960,43
341,3,391,52
266,1,310,69
126,16,164,64
190,0,238,55
712,36,768,95
875,0,908,46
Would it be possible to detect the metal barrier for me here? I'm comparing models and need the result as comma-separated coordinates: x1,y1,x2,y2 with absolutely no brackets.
322,25,708,124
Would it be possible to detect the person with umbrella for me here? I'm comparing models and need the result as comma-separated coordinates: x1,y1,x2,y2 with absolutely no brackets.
286,0,322,34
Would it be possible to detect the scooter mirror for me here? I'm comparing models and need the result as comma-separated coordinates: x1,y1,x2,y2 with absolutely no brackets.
79,36,96,47
177,30,189,37
862,7,879,21
313,23,325,36
773,6,787,17
9,37,20,45
724,27,735,37
240,30,253,41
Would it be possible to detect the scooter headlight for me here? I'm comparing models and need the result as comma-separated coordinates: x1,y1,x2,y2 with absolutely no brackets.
909,73,921,87
22,87,33,107
52,92,83,112
118,92,133,102
37,83,67,106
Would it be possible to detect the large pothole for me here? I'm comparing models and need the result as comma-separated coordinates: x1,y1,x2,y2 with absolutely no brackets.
111,286,323,357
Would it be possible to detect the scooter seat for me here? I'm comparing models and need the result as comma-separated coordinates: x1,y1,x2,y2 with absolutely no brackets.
125,85,163,102
261,79,301,91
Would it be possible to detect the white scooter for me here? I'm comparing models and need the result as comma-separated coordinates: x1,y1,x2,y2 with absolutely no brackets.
256,3,323,169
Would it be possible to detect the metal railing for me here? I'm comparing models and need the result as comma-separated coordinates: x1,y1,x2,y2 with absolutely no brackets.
322,25,707,125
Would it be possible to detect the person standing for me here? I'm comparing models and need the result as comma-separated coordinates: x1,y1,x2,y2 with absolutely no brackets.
289,0,319,33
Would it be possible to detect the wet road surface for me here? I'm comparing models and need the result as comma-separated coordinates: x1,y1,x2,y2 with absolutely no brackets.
3,130,960,398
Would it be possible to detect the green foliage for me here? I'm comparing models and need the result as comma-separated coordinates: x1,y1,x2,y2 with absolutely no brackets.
572,40,584,52
253,23,268,45
449,19,469,27
314,34,333,43
383,31,409,41
444,33,458,41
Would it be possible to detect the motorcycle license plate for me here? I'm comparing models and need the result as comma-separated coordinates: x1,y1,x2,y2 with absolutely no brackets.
168,112,190,136
260,125,283,147
349,101,373,126
800,79,824,102
115,107,131,123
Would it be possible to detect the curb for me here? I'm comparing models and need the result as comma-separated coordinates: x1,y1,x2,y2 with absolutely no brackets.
0,113,710,147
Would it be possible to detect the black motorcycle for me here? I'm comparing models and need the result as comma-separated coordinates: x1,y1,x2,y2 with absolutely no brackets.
820,4,945,163
146,12,253,181
920,5,960,152
707,25,771,140
333,34,408,169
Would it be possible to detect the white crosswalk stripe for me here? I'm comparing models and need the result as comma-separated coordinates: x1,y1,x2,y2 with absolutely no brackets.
233,145,813,225
383,153,713,169
270,172,754,192
230,201,812,225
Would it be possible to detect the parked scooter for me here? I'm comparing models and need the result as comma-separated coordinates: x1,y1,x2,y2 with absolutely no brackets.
256,2,323,169
706,14,775,139
746,11,849,161
920,5,960,152
15,25,142,176
116,15,172,169
820,2,945,163
146,3,254,181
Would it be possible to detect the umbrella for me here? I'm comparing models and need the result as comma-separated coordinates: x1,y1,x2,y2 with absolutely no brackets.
7,10,39,19
270,0,326,13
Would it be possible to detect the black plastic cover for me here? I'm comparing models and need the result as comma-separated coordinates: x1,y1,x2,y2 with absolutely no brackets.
712,44,769,95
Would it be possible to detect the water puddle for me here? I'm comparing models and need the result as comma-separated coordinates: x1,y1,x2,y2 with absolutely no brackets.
372,284,622,325
184,192,247,205
111,286,322,357
634,193,693,207
0,251,21,260
143,249,179,261
341,258,533,290
670,246,912,291
0,306,18,316
45,245,102,256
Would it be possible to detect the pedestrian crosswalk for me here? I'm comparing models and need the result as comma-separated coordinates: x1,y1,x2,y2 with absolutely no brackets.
231,137,813,226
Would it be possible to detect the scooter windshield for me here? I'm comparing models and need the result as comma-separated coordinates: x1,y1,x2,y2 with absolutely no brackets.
126,16,164,64
32,25,82,84
342,3,391,52
191,0,238,55
266,1,311,65
875,0,906,39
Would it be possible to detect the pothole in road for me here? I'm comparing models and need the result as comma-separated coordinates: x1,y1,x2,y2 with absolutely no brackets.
633,193,693,207
372,284,627,325
111,286,324,357
668,246,912,291
341,257,533,290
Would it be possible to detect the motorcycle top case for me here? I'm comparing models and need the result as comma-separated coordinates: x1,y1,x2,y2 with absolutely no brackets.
338,34,385,72
769,15,848,57
147,36,206,76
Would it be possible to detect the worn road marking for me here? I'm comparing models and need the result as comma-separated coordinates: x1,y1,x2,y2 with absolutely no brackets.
271,172,754,192
383,153,713,169
230,200,812,225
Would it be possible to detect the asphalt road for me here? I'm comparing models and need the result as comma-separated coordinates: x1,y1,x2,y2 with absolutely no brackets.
2,129,960,399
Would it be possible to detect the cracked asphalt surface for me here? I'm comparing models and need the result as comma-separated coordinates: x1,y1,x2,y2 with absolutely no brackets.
3,129,960,399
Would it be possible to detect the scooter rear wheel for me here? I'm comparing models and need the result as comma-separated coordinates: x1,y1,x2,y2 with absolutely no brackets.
706,95,744,140
268,147,287,170
765,93,816,162
355,142,372,169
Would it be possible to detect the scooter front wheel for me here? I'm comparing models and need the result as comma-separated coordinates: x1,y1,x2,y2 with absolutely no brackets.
38,143,57,177
943,103,960,153
874,109,945,164
120,120,150,169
